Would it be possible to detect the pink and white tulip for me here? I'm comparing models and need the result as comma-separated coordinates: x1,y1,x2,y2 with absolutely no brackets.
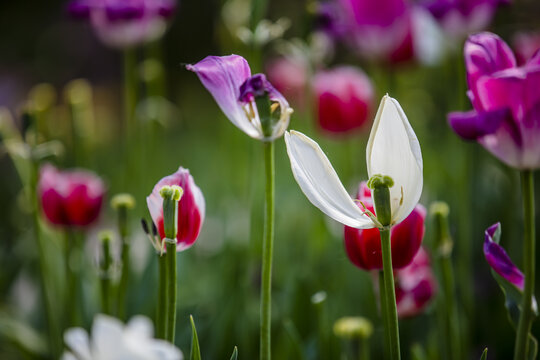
146,167,205,252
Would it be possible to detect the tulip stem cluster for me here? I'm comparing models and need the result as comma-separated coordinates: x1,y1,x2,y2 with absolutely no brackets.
514,170,536,360
260,141,275,360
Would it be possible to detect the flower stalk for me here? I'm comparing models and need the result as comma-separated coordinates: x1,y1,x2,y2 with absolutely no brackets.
369,175,401,360
99,231,113,315
159,185,183,344
431,202,461,360
514,170,536,360
260,140,275,360
112,193,136,319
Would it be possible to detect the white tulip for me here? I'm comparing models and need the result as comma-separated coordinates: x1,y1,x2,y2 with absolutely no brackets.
285,94,422,228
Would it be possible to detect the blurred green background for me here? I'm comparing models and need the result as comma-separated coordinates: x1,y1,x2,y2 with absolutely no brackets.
1,0,540,359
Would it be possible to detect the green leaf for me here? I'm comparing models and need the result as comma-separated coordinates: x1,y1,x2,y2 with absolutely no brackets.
491,270,538,327
190,315,202,360
229,346,238,360
480,348,487,360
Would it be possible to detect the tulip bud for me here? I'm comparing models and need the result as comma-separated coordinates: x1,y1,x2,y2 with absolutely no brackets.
333,316,373,339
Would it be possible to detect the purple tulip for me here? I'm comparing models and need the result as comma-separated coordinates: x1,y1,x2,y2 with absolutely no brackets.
187,55,293,141
448,32,540,169
67,0,177,49
483,222,524,291
422,0,506,39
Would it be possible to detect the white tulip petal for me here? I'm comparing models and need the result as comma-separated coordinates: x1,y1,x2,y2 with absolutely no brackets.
64,328,92,360
366,95,423,224
285,131,374,229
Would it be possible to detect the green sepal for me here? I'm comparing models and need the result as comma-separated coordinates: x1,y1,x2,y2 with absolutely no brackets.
229,346,238,360
190,315,202,360
480,348,487,360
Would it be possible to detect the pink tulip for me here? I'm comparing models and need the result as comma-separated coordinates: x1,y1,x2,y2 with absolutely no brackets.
344,182,425,270
146,167,205,252
38,164,105,227
394,247,437,317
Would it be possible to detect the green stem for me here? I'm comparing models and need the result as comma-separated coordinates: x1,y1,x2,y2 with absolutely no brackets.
117,208,130,320
514,170,536,360
260,141,275,360
65,230,79,327
165,241,177,343
380,228,401,360
157,254,168,340
359,337,370,360
432,203,460,360
100,235,112,315
379,271,391,360
30,164,61,358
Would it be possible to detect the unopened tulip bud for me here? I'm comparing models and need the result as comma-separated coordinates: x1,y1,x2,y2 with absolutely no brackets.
333,316,373,340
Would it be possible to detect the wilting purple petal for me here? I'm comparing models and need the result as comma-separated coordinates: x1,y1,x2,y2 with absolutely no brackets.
484,222,524,291
186,55,263,138
447,108,510,140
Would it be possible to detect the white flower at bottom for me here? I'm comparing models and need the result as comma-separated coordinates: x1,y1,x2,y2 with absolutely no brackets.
62,314,183,360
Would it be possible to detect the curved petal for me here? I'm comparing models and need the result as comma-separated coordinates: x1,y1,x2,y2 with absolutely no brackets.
366,95,423,225
484,222,524,291
285,130,373,229
186,55,262,139
447,108,510,140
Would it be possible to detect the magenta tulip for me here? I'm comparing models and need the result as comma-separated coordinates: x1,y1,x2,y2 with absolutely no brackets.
67,0,177,49
38,164,105,228
313,66,374,134
344,182,425,270
448,32,540,169
394,247,437,317
146,167,205,252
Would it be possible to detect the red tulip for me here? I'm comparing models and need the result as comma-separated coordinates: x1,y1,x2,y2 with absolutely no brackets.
313,66,374,134
38,164,105,227
146,167,205,252
344,182,425,270
394,247,437,317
